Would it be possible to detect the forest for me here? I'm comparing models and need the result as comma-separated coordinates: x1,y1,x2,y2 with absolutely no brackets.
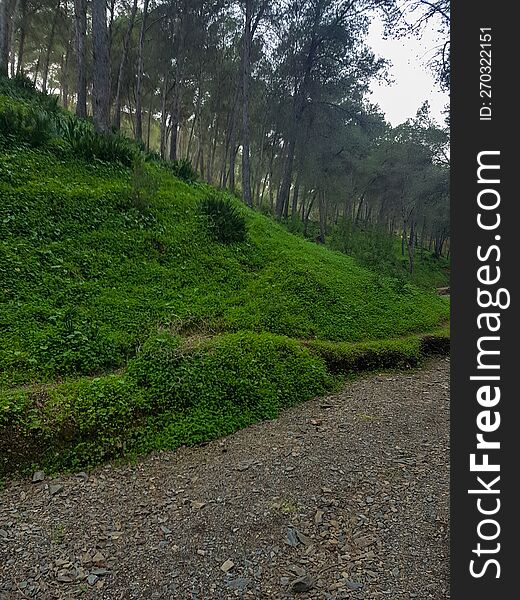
1,0,450,278
0,0,450,478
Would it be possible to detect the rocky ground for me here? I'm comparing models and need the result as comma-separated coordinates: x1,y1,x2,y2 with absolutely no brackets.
0,358,450,600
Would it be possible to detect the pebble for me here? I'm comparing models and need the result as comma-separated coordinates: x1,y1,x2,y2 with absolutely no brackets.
49,484,63,496
226,577,249,590
31,471,45,483
291,575,314,593
220,559,234,573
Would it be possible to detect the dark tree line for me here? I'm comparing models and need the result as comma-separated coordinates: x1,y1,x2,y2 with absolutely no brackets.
0,0,450,267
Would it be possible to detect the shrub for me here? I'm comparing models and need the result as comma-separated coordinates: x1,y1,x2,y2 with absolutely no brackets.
34,309,121,376
0,375,147,476
171,158,198,183
0,97,55,147
199,194,247,244
60,116,138,165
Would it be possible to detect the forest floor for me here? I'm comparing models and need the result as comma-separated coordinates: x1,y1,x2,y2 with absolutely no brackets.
0,358,450,600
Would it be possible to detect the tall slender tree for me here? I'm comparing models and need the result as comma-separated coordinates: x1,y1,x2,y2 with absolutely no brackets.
73,0,87,117
0,0,15,76
135,0,150,143
92,0,110,131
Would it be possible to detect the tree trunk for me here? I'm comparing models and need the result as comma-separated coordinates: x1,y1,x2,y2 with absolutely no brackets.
92,0,110,132
135,0,150,142
32,52,40,83
42,0,60,93
241,0,253,207
74,0,87,118
113,0,138,130
318,190,327,243
0,0,15,77
355,194,365,224
407,219,416,274
159,76,170,158
169,12,187,162
304,192,316,237
61,44,70,108
8,0,17,76
291,168,301,216
276,15,320,218
276,134,296,218
16,0,27,75
146,92,153,149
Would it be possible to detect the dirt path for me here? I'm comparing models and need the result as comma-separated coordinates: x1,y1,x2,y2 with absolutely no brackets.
0,358,450,600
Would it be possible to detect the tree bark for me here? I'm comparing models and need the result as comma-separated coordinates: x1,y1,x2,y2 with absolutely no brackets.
113,0,138,130
15,0,27,75
169,10,187,162
407,218,416,274
61,43,70,108
0,0,15,77
8,0,17,76
135,0,150,143
42,0,60,93
159,75,170,158
92,0,110,132
240,0,253,206
74,0,87,118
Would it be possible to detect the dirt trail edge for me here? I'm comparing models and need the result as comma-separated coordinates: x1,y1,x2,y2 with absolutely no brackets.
0,358,450,600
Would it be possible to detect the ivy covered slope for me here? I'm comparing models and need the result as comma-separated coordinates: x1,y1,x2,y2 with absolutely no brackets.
0,78,449,477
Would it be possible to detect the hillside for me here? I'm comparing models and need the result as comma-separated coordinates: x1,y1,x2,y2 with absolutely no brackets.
0,79,449,477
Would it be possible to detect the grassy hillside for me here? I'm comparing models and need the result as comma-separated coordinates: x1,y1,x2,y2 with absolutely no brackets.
0,77,449,477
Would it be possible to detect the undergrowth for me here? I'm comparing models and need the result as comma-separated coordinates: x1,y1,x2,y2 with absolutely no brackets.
0,75,450,478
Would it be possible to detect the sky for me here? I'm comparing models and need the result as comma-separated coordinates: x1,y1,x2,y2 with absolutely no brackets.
366,16,449,127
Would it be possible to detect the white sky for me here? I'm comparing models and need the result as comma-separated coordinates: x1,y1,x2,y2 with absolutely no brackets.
366,17,449,127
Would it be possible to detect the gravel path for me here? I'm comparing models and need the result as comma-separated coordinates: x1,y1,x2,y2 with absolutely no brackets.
0,358,450,600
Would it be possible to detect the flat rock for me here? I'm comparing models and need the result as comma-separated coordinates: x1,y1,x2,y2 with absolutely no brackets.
32,471,45,483
220,559,234,573
226,577,249,590
291,575,314,593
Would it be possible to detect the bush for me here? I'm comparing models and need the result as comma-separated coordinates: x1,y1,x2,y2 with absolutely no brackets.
199,194,247,244
329,219,400,277
0,74,59,113
60,116,138,165
171,158,198,183
33,308,121,376
0,97,55,147
0,375,147,475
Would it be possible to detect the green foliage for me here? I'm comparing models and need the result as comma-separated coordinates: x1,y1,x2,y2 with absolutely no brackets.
309,336,423,373
327,218,450,291
60,117,138,165
0,74,59,113
308,328,449,374
171,158,198,183
131,159,159,211
199,194,247,244
0,96,56,147
329,219,398,275
0,332,331,476
0,80,450,478
129,332,330,413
